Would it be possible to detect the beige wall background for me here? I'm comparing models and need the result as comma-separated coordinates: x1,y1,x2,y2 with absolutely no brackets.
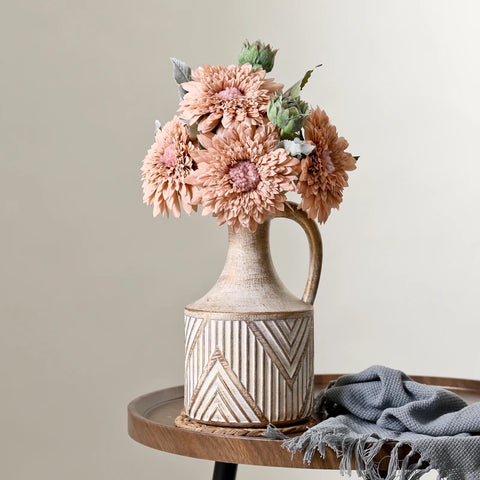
2,1,480,479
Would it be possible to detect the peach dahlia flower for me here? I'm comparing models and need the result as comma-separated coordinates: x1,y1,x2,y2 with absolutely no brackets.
141,117,197,218
179,64,282,133
297,107,356,223
188,123,300,232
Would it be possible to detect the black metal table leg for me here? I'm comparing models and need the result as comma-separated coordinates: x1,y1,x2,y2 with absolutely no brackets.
212,462,238,480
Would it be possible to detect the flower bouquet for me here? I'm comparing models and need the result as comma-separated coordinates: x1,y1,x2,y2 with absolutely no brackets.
142,40,356,232
141,41,357,428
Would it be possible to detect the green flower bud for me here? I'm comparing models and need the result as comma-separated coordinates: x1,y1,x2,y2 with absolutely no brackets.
238,40,278,73
267,94,310,140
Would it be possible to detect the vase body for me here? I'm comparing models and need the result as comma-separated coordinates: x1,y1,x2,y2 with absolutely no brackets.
184,204,322,427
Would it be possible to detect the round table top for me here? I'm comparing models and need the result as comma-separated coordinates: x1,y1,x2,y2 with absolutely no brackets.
128,373,480,469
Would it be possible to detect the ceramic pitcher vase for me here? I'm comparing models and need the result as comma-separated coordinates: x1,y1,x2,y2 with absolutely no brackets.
184,201,322,427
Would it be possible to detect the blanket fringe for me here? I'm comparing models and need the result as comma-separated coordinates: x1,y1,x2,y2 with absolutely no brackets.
265,424,436,480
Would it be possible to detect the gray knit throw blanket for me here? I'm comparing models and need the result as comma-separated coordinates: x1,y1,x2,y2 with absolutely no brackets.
265,366,480,480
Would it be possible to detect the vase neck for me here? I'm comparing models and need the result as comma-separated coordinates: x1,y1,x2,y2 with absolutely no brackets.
185,219,311,313
221,221,277,285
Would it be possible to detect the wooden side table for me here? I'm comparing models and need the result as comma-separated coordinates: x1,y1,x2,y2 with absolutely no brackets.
128,373,480,479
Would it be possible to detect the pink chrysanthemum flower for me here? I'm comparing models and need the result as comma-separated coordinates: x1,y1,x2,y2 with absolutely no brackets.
297,107,356,223
178,64,282,133
141,117,197,218
187,123,300,232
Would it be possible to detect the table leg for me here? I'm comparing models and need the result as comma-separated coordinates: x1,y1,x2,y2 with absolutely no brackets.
211,462,238,480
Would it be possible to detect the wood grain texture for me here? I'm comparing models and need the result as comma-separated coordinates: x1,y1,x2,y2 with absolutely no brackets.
128,373,480,469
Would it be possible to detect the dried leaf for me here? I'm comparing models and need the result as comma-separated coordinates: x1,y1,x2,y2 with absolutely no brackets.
170,57,192,85
154,119,162,137
170,57,192,100
279,138,315,156
285,64,322,98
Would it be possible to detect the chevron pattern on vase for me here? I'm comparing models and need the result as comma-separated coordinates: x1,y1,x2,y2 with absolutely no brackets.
188,347,267,424
184,314,314,425
247,318,311,387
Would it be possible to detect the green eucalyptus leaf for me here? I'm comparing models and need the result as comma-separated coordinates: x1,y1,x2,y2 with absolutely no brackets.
300,64,322,89
285,80,301,99
285,64,322,98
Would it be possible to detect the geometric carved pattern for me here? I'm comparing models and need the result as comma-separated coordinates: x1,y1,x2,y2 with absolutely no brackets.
248,318,310,387
184,314,314,426
188,348,266,424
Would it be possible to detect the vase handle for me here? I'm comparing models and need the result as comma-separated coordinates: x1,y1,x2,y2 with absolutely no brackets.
277,201,323,305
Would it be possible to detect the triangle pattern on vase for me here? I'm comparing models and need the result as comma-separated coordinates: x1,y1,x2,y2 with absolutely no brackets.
188,347,266,425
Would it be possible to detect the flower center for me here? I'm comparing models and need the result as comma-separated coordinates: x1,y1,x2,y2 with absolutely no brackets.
159,143,177,167
229,160,260,192
321,150,335,174
216,86,243,100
